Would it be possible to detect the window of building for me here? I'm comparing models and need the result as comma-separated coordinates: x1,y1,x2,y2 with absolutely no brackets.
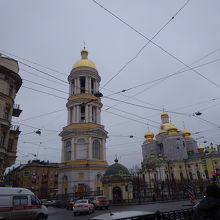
80,77,86,93
96,173,102,181
9,85,13,97
91,78,95,94
92,106,96,123
4,107,10,119
65,140,71,161
76,138,86,159
72,80,75,95
13,196,28,206
80,105,85,122
7,139,13,152
93,140,101,159
0,132,6,148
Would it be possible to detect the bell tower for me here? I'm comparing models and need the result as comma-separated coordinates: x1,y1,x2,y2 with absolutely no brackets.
58,48,108,195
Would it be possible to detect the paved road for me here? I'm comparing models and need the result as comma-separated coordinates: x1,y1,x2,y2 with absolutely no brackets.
48,200,197,220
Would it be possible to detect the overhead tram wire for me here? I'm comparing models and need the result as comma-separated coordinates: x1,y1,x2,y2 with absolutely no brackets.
23,79,68,95
22,85,67,100
103,50,220,111
98,0,192,89
0,49,68,76
0,57,67,87
16,108,66,123
1,52,68,84
103,104,160,125
92,0,220,90
12,121,61,133
119,56,220,94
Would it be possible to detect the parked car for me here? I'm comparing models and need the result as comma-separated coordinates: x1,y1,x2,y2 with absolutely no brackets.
93,196,109,209
91,211,155,220
73,199,94,216
66,198,77,210
52,200,65,208
0,187,48,220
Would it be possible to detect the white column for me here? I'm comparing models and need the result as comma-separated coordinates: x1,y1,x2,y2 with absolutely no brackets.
88,77,91,93
76,105,80,123
89,105,92,123
77,78,80,93
85,105,88,122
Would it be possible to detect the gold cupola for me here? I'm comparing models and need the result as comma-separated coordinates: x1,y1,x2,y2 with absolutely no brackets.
167,124,178,136
72,48,97,69
182,129,191,139
144,131,154,142
197,145,205,153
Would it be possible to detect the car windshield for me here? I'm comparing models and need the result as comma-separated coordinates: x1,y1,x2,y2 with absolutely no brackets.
76,200,88,203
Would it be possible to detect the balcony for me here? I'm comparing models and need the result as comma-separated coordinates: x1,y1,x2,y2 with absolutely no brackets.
10,125,21,135
12,104,22,117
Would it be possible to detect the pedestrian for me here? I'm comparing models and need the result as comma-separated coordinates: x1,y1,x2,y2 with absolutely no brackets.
193,184,220,220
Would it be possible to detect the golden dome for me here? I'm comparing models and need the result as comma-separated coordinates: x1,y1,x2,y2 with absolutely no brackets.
159,122,177,133
144,131,154,140
72,49,96,69
182,129,191,138
161,112,168,118
197,145,205,152
167,124,178,136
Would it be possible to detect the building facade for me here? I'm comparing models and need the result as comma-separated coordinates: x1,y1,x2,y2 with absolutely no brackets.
4,160,58,198
58,48,108,195
141,112,220,188
0,56,22,184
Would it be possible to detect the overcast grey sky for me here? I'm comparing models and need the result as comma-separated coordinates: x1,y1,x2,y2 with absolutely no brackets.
1,0,220,169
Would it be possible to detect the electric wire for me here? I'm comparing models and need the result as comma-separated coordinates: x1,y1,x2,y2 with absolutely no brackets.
92,0,220,89
0,49,68,76
97,0,192,89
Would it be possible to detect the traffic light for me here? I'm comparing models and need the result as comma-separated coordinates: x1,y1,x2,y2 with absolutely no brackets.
212,172,216,183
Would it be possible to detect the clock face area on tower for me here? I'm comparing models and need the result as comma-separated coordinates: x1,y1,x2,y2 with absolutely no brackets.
58,49,108,194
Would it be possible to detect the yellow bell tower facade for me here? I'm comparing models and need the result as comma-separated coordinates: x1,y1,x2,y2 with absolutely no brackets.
58,48,108,195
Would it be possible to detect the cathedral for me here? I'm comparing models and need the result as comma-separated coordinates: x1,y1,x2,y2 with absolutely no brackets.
58,48,108,195
142,112,198,161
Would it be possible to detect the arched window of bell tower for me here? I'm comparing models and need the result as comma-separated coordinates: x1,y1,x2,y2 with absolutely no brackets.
80,105,85,122
80,77,86,93
65,140,71,161
71,80,75,95
93,140,101,159
92,106,97,123
76,138,86,159
91,78,95,94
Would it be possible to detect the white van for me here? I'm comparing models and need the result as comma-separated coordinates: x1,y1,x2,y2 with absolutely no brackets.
0,187,48,220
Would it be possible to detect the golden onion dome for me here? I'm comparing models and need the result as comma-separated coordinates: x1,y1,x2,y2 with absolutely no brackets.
197,145,205,152
167,124,178,135
72,49,96,69
161,112,169,118
144,131,154,140
182,129,191,138
159,122,177,133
